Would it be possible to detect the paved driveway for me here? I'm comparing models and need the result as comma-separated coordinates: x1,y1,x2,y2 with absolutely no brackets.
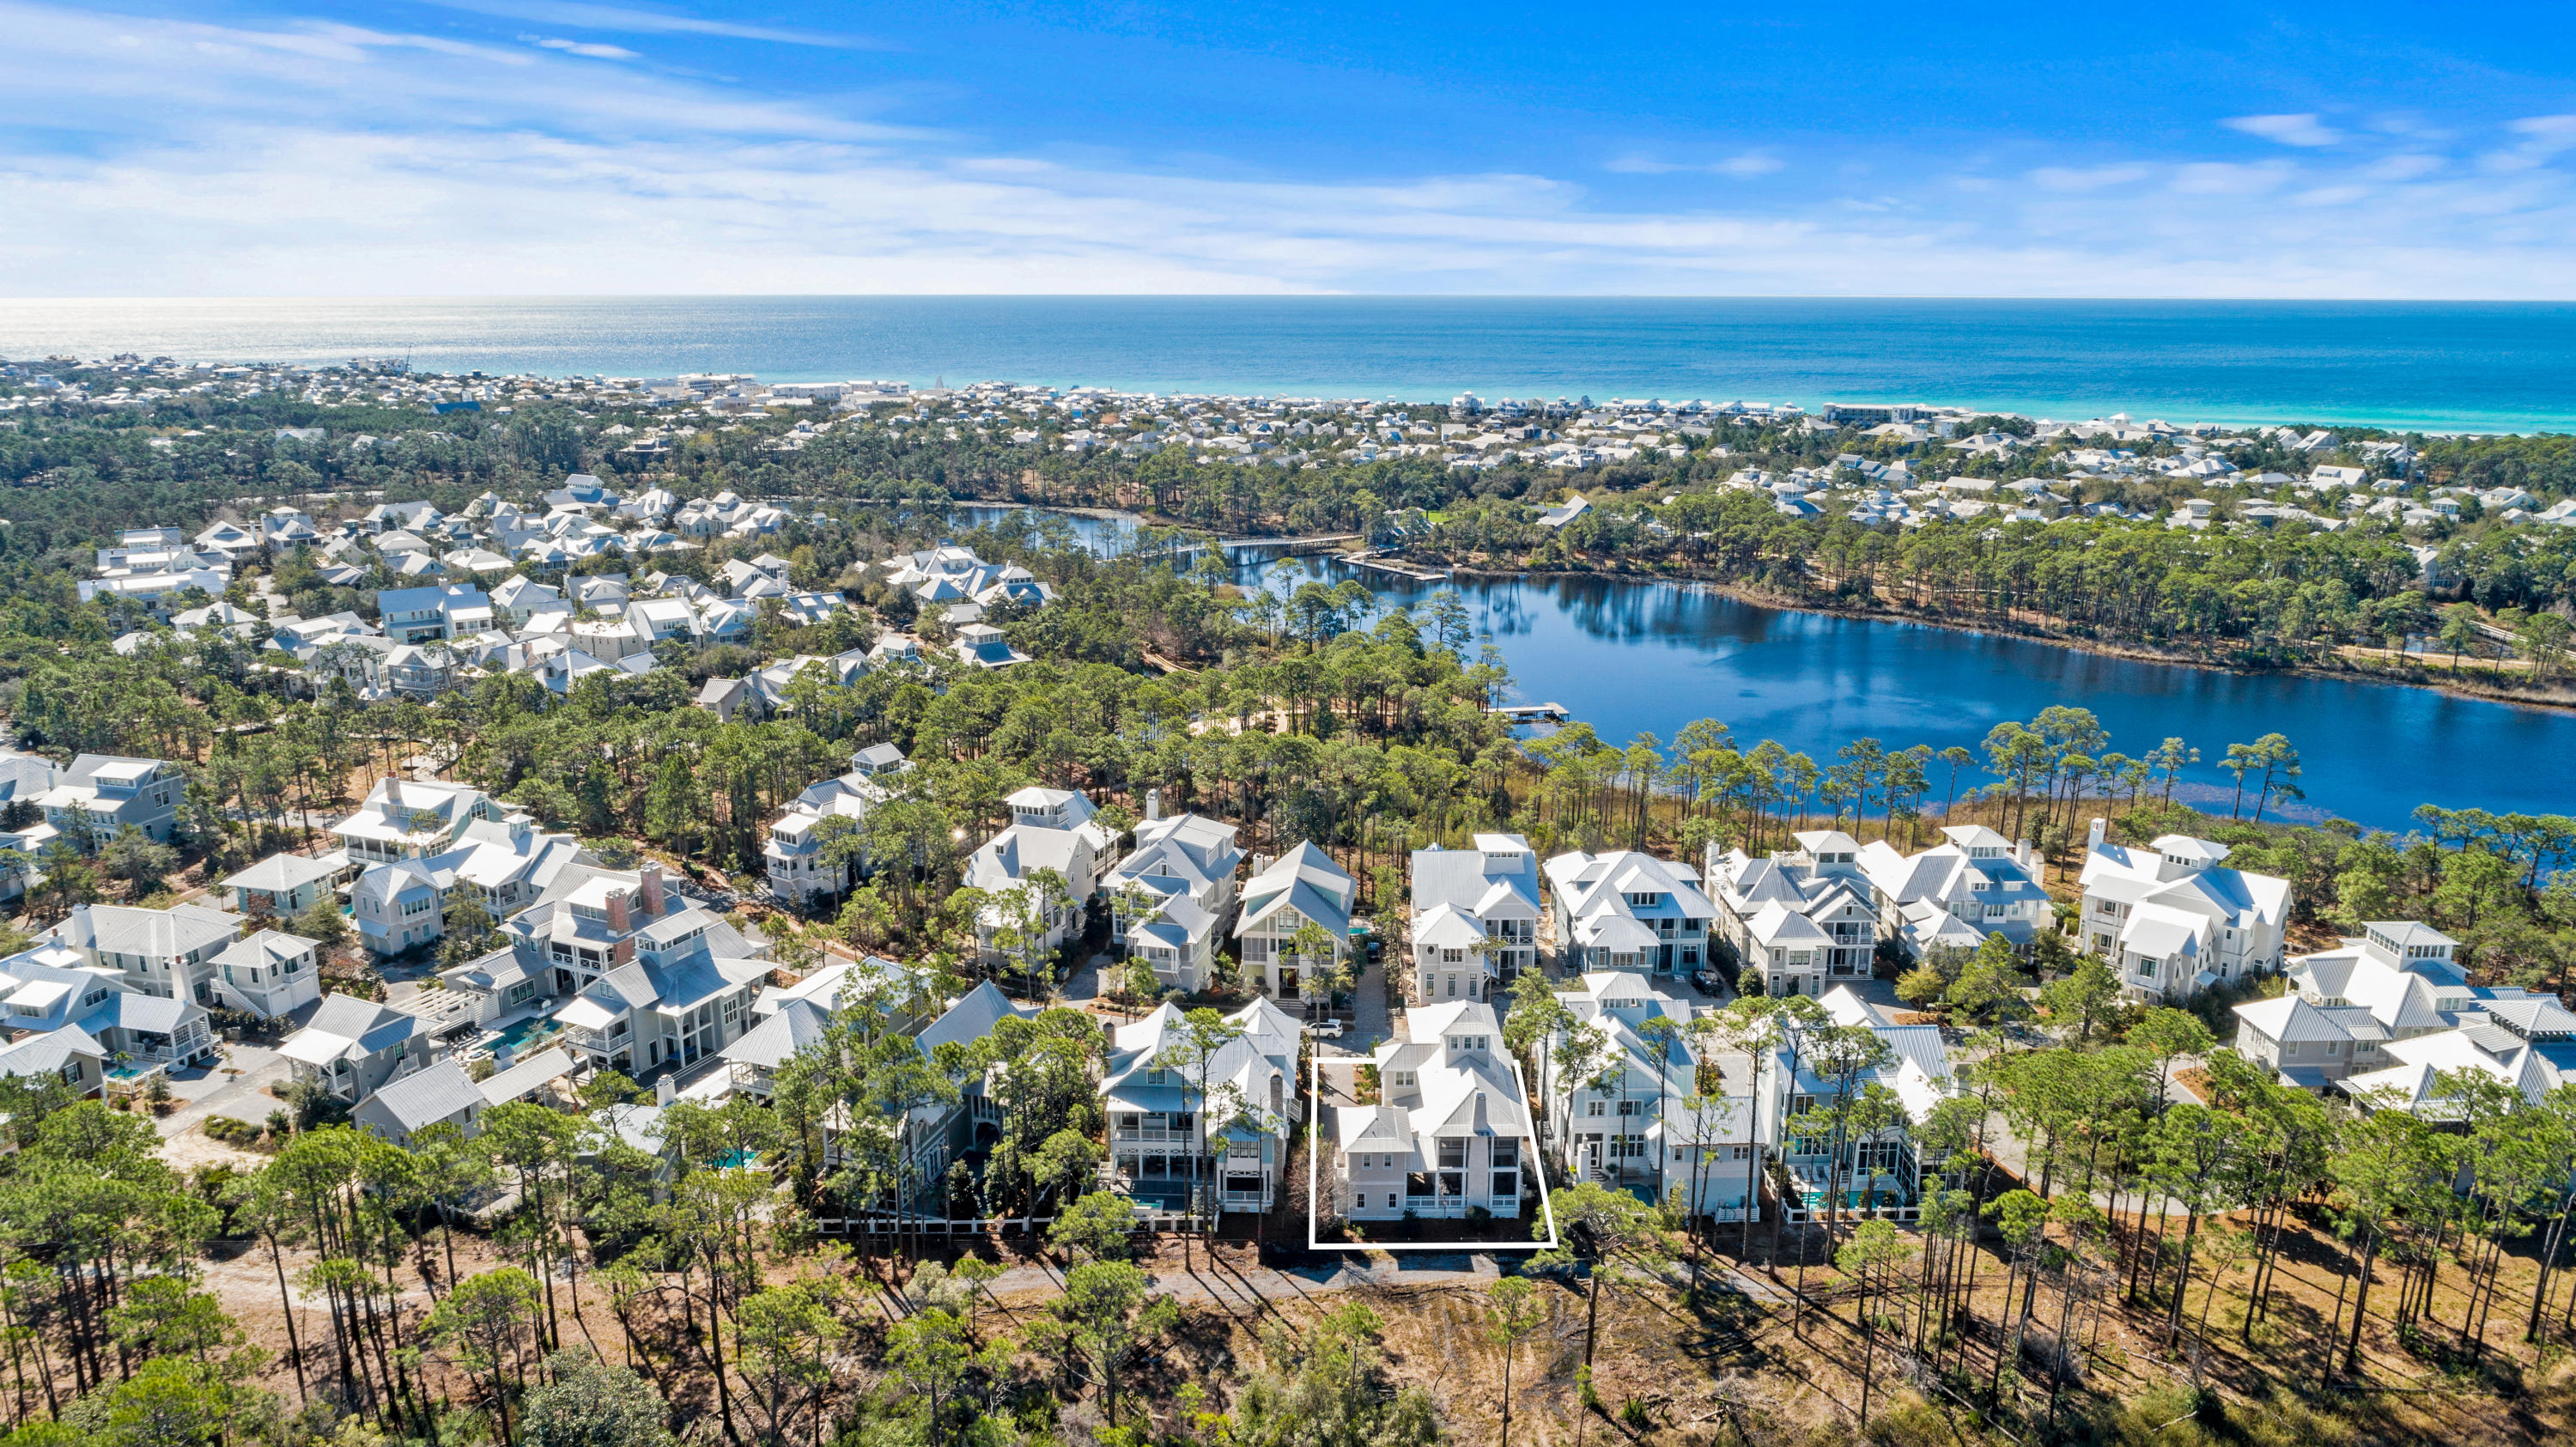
156,1045,289,1138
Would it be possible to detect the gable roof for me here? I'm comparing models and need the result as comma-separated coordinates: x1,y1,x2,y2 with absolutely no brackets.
353,1061,483,1135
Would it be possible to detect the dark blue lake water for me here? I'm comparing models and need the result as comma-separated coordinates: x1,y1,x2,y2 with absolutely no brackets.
1256,557,2576,832
945,506,2575,830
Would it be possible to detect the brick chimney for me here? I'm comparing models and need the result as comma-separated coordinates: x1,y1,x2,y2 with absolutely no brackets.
607,891,630,933
640,863,665,917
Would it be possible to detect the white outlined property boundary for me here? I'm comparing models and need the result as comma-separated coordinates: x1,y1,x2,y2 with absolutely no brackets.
1304,1049,1561,1253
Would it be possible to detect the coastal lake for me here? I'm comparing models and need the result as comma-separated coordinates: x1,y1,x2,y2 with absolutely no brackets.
954,506,2576,832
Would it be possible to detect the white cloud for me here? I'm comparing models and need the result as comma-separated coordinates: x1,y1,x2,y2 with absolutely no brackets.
1711,152,1782,178
422,0,873,49
2366,153,2445,181
1606,152,1780,177
2224,113,2342,147
529,35,640,60
6,2,2576,298
2170,161,2293,196
2030,164,2152,192
2482,114,2576,171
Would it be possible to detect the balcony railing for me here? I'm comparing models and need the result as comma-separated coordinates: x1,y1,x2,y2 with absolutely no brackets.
1112,1125,1189,1145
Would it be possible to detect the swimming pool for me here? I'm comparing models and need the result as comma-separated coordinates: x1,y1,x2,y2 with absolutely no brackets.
486,1014,556,1055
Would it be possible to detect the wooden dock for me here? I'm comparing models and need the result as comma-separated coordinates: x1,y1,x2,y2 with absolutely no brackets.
1491,702,1571,723
1350,553,1452,582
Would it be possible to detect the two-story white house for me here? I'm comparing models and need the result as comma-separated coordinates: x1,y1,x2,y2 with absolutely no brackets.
1545,850,1715,977
216,850,354,921
1234,842,1358,1006
1536,973,1757,1214
207,929,323,1018
351,818,585,957
1334,1000,1532,1222
1409,833,1540,1003
2076,819,2291,999
331,777,524,865
1103,996,1303,1213
279,993,437,1104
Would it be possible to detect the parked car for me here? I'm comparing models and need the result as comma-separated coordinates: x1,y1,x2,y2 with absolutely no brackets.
1310,1018,1346,1038
1692,969,1728,995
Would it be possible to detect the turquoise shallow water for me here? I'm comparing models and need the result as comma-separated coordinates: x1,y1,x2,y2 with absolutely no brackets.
5,295,2575,431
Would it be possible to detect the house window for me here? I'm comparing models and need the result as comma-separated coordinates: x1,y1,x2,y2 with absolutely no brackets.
1586,1100,1605,1117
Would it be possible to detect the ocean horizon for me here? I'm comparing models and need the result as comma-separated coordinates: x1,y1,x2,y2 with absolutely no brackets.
6,295,2576,433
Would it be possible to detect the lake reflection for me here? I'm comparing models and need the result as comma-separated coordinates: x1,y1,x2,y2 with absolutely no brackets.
939,507,2575,831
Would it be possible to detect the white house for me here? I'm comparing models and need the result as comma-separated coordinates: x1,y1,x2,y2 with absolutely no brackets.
1103,997,1303,1213
53,901,245,1011
1234,842,1358,1006
763,748,901,905
1544,850,1715,977
1409,833,1540,1003
208,930,322,1018
331,777,523,864
279,993,437,1104
1709,830,1882,995
2077,820,2291,998
1334,1000,1531,1221
1855,825,2054,961
1105,800,1242,994
1540,973,1753,1206
964,788,1121,965
1761,985,1954,1223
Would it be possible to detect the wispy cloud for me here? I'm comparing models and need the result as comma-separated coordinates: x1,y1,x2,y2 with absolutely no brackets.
526,34,640,60
7,2,2576,297
420,0,880,49
2483,114,2576,171
2224,112,2342,147
1606,152,1782,178
2030,164,2152,192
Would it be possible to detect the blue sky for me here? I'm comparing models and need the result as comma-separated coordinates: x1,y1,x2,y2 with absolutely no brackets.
8,0,2576,295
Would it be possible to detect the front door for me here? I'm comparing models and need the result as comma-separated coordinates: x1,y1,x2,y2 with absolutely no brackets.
1583,1140,1602,1181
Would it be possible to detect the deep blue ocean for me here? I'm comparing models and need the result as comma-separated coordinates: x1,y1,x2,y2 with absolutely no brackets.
6,295,2576,431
